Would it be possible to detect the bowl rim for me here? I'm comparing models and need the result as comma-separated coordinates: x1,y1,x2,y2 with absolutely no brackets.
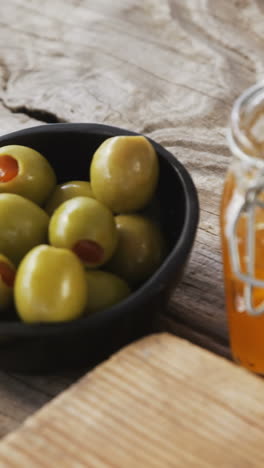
0,123,199,336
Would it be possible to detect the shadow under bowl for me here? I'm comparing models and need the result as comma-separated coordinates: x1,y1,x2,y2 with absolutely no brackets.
0,123,199,373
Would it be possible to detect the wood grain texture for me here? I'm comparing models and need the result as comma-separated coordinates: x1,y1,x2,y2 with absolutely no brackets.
0,333,264,467
0,370,82,437
0,0,262,435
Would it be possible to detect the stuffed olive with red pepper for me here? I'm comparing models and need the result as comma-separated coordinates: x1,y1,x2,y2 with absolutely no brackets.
0,145,56,205
49,196,118,268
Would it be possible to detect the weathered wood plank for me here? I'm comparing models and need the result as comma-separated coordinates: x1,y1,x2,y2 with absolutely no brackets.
0,334,264,467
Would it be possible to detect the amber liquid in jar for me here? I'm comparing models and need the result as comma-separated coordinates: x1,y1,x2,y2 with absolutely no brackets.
221,83,264,373
221,167,264,373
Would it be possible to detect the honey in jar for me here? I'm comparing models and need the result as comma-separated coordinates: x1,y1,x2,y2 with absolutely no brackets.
221,82,264,374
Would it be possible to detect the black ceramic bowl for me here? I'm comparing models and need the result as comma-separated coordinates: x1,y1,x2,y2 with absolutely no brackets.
0,123,199,373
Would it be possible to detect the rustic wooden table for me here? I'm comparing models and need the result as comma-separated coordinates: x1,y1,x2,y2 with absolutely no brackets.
0,0,261,437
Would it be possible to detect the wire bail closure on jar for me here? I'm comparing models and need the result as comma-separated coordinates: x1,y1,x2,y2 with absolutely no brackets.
229,181,264,316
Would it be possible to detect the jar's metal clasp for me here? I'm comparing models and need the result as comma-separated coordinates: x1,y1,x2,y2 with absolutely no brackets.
229,182,264,316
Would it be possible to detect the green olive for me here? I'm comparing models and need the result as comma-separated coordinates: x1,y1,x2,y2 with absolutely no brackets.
90,136,159,213
0,254,16,311
0,145,56,205
15,245,88,323
108,215,165,285
45,180,94,215
0,193,49,265
85,270,130,313
49,196,118,268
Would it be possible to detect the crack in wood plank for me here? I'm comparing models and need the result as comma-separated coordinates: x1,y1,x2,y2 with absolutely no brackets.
3,105,66,124
0,98,66,125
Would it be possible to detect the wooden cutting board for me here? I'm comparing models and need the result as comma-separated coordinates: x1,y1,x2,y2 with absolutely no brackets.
0,333,263,467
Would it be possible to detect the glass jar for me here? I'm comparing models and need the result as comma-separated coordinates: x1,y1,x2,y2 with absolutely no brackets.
221,82,264,374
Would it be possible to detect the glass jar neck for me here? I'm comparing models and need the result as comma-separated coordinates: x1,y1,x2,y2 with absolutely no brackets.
228,82,264,171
